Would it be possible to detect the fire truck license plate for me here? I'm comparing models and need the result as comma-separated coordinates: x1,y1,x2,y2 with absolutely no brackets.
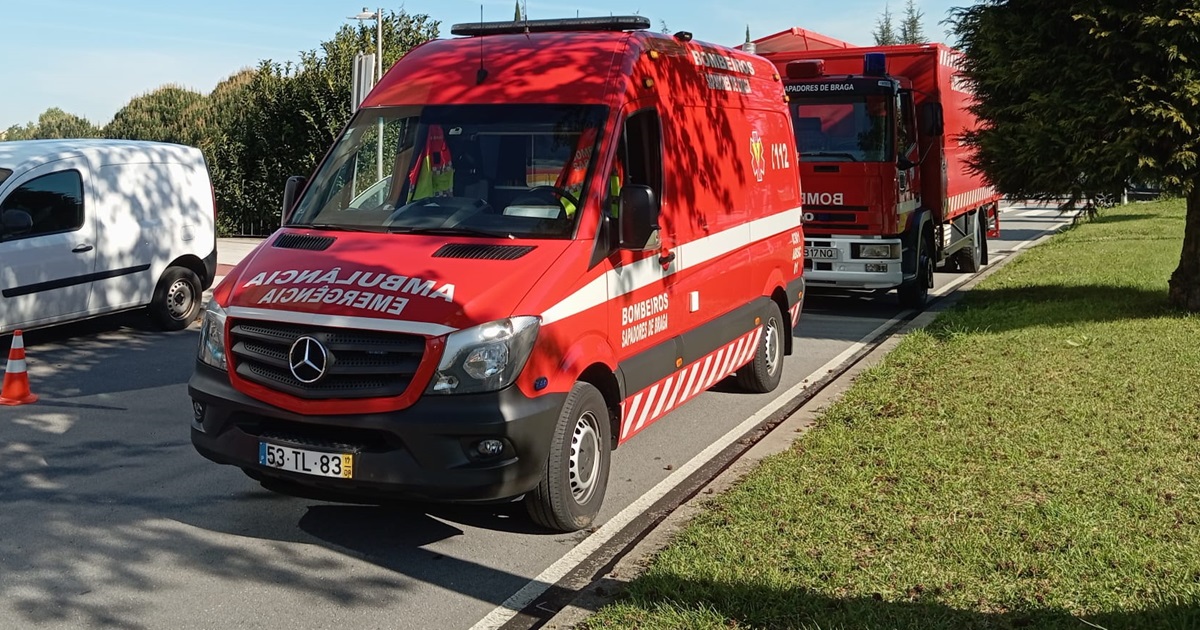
259,442,353,479
804,247,839,261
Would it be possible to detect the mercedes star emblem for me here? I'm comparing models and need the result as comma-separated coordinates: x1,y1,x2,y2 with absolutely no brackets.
288,336,329,384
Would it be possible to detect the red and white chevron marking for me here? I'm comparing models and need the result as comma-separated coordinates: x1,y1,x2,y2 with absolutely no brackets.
788,302,801,329
618,326,763,442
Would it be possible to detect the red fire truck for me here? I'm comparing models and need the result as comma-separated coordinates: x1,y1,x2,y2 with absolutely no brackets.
754,34,1000,307
189,17,805,532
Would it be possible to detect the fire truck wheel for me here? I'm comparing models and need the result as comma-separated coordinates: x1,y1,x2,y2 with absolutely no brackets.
736,310,784,393
899,235,934,309
956,212,985,273
525,381,611,532
978,211,990,266
150,266,202,331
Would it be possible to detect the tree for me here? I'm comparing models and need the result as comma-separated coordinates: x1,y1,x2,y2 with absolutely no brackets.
745,25,751,45
874,4,899,46
211,10,439,235
514,0,522,21
900,0,927,44
949,1,1200,310
3,108,101,140
104,85,205,146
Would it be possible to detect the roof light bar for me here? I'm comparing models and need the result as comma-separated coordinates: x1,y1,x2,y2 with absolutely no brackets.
450,16,651,37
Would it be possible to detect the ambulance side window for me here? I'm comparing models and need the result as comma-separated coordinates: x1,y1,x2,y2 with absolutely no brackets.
621,109,663,198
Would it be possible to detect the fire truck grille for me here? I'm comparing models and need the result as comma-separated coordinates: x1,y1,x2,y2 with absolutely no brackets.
803,206,872,232
229,319,425,399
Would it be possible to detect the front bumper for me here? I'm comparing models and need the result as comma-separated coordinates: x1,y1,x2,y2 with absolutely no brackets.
189,363,564,503
804,237,904,290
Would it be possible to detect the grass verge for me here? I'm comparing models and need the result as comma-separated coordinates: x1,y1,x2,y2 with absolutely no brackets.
584,199,1200,630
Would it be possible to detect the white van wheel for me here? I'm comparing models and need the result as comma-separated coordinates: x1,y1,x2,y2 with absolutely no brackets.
736,312,784,393
525,382,611,532
151,266,202,331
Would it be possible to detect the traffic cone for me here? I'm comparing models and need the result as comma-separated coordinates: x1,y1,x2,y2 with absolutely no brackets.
1,330,38,406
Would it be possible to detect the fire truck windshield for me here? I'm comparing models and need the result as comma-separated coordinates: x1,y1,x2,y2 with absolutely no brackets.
290,104,608,239
790,95,893,163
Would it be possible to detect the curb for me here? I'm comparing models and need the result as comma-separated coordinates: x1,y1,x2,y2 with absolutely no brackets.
537,222,1071,629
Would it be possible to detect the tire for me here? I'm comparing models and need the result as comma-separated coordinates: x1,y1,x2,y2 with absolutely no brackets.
978,211,990,267
735,310,784,393
956,211,984,273
150,266,202,331
525,382,611,532
898,234,934,309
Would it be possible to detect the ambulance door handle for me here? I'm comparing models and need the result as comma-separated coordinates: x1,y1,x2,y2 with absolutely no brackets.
72,244,94,253
659,251,676,266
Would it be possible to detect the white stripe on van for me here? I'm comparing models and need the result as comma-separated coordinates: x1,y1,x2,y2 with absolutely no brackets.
541,206,803,325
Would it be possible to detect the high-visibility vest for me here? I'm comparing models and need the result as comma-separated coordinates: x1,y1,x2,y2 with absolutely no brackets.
408,125,454,202
555,128,599,217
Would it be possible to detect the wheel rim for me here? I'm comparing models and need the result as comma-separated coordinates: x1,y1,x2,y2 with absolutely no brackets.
764,318,782,376
569,410,602,504
166,279,195,320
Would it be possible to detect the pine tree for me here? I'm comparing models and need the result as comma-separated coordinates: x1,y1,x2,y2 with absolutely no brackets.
513,0,522,21
900,0,927,44
873,4,899,46
745,25,751,45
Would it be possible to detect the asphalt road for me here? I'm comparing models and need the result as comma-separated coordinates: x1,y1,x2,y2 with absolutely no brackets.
0,203,1073,630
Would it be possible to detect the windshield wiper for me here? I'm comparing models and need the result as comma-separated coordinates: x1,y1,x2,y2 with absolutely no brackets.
388,225,512,238
801,151,860,162
289,223,382,233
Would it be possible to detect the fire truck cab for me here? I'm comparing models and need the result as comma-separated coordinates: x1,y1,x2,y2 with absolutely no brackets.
189,17,805,532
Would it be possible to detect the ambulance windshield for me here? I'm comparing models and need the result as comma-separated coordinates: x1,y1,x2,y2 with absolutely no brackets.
790,96,893,162
290,104,608,239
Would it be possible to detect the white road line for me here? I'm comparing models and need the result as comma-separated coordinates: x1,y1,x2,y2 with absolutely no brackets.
469,220,1072,630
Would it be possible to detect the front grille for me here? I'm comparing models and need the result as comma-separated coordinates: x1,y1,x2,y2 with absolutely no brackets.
229,320,425,399
803,205,872,232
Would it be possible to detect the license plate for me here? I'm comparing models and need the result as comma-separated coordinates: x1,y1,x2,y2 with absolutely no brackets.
259,442,353,479
804,246,839,261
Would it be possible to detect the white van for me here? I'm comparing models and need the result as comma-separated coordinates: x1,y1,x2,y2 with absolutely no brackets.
0,139,217,334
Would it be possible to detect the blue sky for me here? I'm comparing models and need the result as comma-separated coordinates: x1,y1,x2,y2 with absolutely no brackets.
0,0,966,130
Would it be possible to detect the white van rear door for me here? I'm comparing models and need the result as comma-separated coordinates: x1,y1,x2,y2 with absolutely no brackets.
0,159,97,332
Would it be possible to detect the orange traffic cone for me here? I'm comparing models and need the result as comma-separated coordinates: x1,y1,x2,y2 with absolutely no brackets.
1,330,38,406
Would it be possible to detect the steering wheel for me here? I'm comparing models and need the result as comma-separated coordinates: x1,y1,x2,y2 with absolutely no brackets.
527,185,580,212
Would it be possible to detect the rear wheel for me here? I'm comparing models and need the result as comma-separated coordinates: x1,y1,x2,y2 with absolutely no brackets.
956,211,985,273
735,310,784,393
979,210,990,266
150,266,202,331
525,382,611,532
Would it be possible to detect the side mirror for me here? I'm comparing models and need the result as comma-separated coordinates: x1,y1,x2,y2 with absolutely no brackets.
0,208,34,239
919,102,944,136
281,176,307,224
618,185,661,251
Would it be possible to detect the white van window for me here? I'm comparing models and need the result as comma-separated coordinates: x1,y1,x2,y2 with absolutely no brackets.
0,170,85,239
0,168,11,186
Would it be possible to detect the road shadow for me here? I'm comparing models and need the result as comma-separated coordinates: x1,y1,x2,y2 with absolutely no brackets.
584,575,1200,629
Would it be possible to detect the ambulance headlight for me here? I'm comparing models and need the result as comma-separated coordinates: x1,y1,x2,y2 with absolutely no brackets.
428,316,540,395
197,301,228,371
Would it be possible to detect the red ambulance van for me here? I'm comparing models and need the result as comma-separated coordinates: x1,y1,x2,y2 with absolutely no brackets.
189,16,806,532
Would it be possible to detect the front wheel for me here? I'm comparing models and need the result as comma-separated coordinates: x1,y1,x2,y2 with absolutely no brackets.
735,311,784,393
525,382,611,532
150,266,202,331
898,238,934,309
